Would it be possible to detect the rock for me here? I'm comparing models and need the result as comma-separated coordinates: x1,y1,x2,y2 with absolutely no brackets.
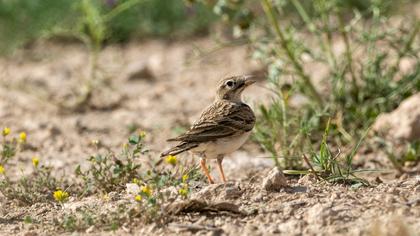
161,186,178,201
224,184,243,199
192,183,243,201
125,183,140,196
373,93,420,142
124,61,155,81
262,167,288,191
297,174,317,185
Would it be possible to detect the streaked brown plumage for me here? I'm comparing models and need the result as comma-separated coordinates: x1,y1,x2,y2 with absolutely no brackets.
161,75,256,183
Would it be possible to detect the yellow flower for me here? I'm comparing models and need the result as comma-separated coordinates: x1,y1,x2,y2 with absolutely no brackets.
139,131,146,139
53,190,69,203
122,143,128,149
165,155,177,166
2,127,10,136
32,157,39,168
134,195,142,202
19,132,27,142
178,187,188,197
0,165,5,175
141,185,152,197
182,174,189,183
132,178,139,184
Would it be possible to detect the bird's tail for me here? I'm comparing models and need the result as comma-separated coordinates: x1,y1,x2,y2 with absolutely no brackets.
160,142,199,157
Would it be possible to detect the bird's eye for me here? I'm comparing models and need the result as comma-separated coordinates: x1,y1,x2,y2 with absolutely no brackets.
225,80,235,88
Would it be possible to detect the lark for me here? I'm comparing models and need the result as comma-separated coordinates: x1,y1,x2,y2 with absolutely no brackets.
161,75,256,184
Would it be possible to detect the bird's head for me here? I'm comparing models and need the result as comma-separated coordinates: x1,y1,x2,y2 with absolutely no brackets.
216,75,256,102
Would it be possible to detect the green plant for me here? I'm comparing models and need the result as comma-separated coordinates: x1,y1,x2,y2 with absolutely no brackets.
306,119,369,185
75,133,145,194
76,132,203,196
253,83,326,169
54,204,131,232
1,128,27,166
0,0,216,54
47,0,143,110
0,160,65,205
257,0,419,133
0,0,76,54
128,157,203,222
0,129,61,205
66,133,203,231
193,0,419,176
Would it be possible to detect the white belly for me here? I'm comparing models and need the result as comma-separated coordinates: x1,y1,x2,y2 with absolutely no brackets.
192,131,251,159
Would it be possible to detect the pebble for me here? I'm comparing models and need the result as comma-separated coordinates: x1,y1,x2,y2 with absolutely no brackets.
262,167,288,191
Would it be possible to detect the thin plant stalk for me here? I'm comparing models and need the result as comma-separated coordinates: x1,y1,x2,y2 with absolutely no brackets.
261,0,324,107
338,14,359,93
290,0,336,69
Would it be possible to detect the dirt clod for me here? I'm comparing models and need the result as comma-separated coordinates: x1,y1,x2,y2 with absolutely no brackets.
262,167,288,191
192,183,243,201
124,61,156,81
373,93,420,142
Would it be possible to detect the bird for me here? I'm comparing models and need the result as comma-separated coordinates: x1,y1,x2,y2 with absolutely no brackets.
161,75,256,184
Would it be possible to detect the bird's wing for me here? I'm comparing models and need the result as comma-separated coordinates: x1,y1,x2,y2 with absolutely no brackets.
168,101,255,143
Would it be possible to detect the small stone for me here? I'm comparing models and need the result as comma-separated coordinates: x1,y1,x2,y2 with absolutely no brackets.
224,185,243,199
297,174,317,185
126,183,140,196
252,193,264,202
262,167,288,191
86,226,95,233
124,61,156,81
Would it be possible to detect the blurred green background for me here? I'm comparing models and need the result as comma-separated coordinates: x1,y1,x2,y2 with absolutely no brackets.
0,0,216,54
0,0,414,54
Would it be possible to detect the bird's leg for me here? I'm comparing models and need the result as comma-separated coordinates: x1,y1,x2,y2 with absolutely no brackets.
200,158,214,184
216,156,227,183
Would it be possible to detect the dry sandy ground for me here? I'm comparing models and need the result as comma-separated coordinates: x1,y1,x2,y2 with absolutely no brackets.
0,38,419,235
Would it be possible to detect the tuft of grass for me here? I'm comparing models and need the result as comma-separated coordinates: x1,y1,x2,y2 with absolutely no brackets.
0,161,66,205
307,119,370,185
253,83,325,169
